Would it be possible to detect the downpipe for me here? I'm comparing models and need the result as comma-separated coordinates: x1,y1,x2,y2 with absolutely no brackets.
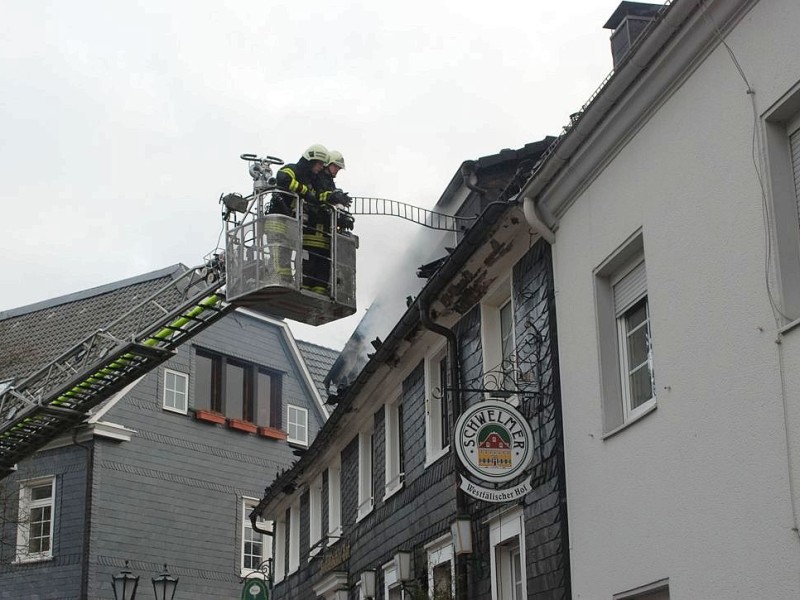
419,292,469,600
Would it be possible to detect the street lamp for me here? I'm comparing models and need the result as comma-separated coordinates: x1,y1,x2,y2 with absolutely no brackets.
360,569,377,599
152,564,179,600
451,516,473,555
112,561,140,600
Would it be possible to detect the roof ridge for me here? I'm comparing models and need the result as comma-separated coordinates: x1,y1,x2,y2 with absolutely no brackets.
295,339,341,354
0,263,187,321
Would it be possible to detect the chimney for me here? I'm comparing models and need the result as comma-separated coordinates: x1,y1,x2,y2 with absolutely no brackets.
603,2,663,69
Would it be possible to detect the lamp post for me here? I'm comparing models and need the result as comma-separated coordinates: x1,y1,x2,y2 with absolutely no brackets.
112,561,140,600
152,564,179,600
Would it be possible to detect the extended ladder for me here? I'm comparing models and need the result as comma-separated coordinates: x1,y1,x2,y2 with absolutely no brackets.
0,264,231,478
349,197,476,232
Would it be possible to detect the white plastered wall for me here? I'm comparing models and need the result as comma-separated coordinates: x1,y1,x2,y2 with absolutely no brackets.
548,1,800,598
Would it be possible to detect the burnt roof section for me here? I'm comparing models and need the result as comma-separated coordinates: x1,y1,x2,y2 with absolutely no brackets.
603,1,663,29
323,138,556,393
0,264,186,382
295,340,340,399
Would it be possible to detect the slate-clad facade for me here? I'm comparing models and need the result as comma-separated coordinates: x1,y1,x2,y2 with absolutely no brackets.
0,267,335,600
255,144,570,600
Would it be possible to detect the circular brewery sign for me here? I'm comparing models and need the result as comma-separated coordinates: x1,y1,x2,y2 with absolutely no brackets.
454,400,534,483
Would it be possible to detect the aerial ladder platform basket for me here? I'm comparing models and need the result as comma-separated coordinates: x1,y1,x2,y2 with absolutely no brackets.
223,156,358,326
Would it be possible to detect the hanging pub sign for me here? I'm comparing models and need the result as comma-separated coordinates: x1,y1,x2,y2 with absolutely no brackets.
241,578,269,600
454,399,534,501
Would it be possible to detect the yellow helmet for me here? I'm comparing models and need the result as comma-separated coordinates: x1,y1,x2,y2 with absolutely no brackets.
303,144,329,163
326,150,345,169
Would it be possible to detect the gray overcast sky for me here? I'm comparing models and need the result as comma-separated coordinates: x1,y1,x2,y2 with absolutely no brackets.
0,0,636,349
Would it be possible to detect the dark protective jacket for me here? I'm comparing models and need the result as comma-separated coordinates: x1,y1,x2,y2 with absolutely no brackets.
274,157,317,215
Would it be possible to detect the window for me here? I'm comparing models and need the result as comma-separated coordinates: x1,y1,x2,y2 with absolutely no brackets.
162,368,188,414
242,498,272,575
273,517,286,583
764,83,800,320
425,345,450,465
309,474,323,556
16,476,55,562
287,405,308,445
357,429,374,520
194,349,281,426
481,279,517,393
384,560,407,600
327,462,342,541
427,537,455,600
384,395,404,497
595,233,656,434
288,501,300,573
489,507,526,600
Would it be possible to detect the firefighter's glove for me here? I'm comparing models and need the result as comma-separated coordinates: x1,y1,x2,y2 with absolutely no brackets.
331,189,352,208
338,212,355,231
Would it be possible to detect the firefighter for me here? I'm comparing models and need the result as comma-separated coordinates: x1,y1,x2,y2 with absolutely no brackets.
322,151,355,234
274,144,329,215
268,144,329,285
296,150,349,294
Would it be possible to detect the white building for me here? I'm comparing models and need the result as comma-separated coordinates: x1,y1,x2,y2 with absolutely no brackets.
520,0,800,597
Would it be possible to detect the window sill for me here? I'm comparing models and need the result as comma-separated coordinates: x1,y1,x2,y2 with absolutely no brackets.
326,528,342,547
424,446,450,468
162,405,188,416
780,317,800,336
602,402,658,440
308,545,322,560
259,427,288,440
383,481,404,501
228,419,258,434
194,410,226,425
15,554,53,564
356,504,374,523
287,437,308,447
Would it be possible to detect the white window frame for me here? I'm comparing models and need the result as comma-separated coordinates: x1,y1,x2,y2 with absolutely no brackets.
327,462,342,543
357,429,374,521
480,278,517,396
383,560,407,600
273,516,286,583
384,394,404,498
613,259,656,422
16,476,55,563
241,497,272,576
489,507,527,600
287,404,308,446
424,343,450,466
288,501,300,574
595,232,658,435
426,536,455,600
309,474,323,557
162,368,188,414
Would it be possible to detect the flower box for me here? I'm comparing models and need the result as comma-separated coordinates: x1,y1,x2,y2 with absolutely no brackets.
228,419,258,434
259,426,288,440
194,410,226,425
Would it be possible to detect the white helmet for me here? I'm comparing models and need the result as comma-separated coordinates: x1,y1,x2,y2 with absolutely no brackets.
303,144,329,163
326,150,345,169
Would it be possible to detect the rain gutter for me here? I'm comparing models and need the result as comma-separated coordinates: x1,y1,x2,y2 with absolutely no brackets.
521,0,702,232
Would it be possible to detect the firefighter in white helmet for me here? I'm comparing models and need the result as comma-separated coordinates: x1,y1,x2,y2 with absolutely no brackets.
267,145,329,286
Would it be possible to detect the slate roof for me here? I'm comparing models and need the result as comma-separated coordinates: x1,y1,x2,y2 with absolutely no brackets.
295,340,340,400
0,264,186,382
